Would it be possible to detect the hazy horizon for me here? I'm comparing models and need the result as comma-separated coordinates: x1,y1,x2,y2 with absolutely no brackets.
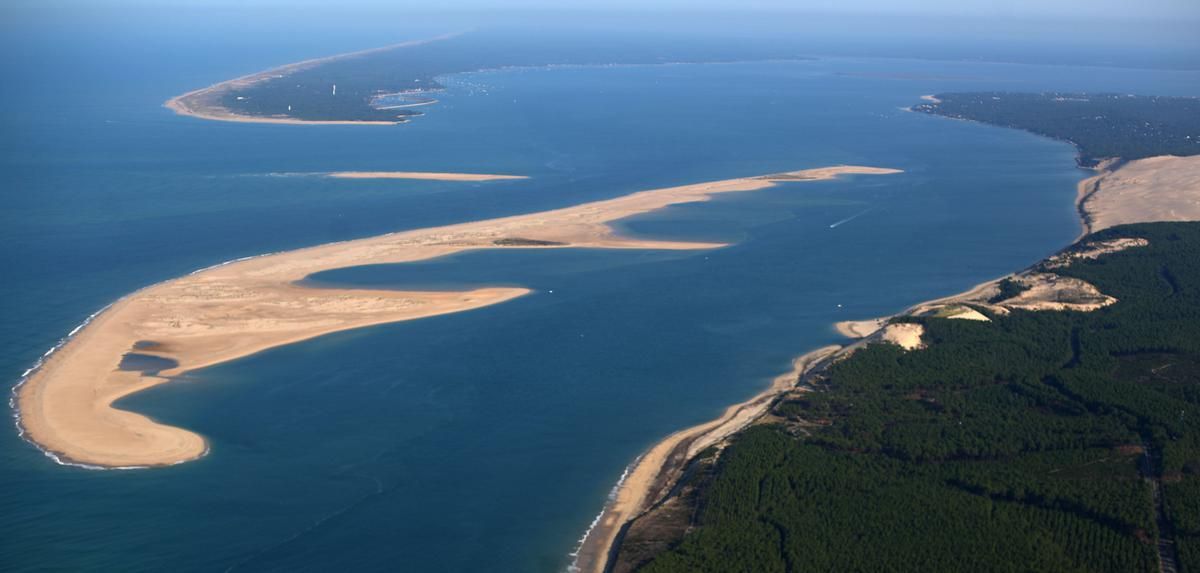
3,1,1199,73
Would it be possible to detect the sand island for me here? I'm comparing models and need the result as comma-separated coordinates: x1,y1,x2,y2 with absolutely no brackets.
16,166,901,468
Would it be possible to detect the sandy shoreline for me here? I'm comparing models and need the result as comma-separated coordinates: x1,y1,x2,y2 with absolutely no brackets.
15,165,900,469
571,345,843,573
833,317,887,338
577,153,1200,572
839,155,1200,340
326,171,529,181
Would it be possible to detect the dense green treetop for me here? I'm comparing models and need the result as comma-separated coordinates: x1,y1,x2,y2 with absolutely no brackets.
914,93,1200,166
632,222,1200,573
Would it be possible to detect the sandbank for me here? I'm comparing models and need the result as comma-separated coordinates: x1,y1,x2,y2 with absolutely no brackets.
326,171,528,181
16,165,900,469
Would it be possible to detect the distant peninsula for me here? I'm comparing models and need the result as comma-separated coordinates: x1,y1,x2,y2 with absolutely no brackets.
164,31,816,125
913,92,1200,167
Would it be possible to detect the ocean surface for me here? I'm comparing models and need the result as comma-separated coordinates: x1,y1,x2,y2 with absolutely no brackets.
2,24,1199,572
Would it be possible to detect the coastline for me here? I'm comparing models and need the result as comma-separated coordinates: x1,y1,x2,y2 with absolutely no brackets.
15,165,901,469
571,345,843,573
576,152,1200,572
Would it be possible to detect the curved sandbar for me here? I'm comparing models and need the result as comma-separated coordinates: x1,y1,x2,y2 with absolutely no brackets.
16,165,901,469
163,34,458,126
326,171,529,181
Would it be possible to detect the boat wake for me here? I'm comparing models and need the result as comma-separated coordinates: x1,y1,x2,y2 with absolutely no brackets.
829,207,873,229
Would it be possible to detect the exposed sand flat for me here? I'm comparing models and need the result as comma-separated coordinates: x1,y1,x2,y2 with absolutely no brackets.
572,345,843,573
834,317,888,339
16,165,900,469
326,171,529,181
756,166,900,181
164,34,459,126
1080,155,1200,234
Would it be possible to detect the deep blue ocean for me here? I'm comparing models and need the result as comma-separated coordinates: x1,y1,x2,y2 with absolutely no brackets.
1,19,1199,573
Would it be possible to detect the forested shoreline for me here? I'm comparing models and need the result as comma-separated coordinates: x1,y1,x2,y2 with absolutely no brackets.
913,93,1200,166
623,222,1200,572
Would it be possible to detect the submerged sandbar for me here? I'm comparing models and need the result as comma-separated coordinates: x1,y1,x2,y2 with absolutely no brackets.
16,165,901,469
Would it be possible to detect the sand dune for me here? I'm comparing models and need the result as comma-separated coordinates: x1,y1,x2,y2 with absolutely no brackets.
1079,155,1200,234
17,165,901,469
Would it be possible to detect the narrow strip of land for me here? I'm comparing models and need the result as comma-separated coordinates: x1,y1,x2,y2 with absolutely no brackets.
17,165,900,469
326,172,528,181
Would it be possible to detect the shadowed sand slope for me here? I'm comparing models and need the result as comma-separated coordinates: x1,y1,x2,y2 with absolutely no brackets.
16,165,900,468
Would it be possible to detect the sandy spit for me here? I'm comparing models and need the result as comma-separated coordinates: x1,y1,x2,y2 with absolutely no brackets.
15,165,901,470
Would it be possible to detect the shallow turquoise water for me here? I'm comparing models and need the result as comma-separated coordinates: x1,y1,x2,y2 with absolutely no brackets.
2,27,1199,572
